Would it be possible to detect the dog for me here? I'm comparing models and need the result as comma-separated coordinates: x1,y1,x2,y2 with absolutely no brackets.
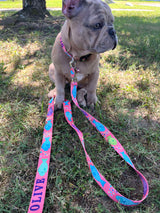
48,0,118,110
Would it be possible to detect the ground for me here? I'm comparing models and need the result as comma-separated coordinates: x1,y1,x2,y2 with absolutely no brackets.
0,2,160,213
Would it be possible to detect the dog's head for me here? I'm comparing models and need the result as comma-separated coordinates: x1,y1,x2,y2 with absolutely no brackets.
62,0,118,54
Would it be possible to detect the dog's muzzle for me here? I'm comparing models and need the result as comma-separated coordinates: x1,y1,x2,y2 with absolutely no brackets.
108,27,118,50
112,36,118,50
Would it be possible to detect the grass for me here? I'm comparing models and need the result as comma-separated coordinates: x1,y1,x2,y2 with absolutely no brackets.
0,0,62,9
0,2,160,213
1,0,160,9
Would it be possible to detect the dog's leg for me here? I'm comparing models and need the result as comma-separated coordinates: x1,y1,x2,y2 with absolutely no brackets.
48,63,65,110
49,63,55,83
54,70,66,110
86,70,99,108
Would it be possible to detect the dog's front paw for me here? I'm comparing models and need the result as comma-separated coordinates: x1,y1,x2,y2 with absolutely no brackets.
48,89,63,111
54,96,64,111
54,102,63,111
87,94,98,109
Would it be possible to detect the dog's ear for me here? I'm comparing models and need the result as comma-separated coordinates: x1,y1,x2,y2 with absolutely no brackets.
62,0,85,19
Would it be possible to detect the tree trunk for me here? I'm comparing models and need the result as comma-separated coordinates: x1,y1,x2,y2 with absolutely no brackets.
16,0,51,19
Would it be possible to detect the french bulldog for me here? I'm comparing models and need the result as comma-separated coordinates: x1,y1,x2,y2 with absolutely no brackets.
48,0,118,110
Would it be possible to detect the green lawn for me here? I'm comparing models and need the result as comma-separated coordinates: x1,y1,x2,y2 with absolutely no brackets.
0,0,160,9
0,0,22,8
0,2,160,213
0,0,62,9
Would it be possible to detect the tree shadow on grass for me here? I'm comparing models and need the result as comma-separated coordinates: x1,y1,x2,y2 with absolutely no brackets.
0,11,65,106
0,11,64,46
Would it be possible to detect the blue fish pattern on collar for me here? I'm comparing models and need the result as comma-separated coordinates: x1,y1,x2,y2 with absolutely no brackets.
65,111,72,121
44,120,52,131
64,100,70,106
38,159,48,176
72,85,77,99
90,165,106,187
41,137,51,151
93,120,105,132
71,70,74,75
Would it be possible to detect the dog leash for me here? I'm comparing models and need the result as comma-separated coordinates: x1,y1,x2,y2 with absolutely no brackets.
27,39,149,213
63,74,149,206
28,98,54,212
60,36,149,206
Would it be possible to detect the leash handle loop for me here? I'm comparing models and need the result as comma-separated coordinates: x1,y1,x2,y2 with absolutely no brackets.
27,98,54,213
63,80,149,206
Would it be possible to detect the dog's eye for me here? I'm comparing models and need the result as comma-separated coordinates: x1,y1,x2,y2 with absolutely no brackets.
93,23,103,30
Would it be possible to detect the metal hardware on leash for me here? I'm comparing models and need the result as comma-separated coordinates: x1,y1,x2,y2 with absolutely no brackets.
72,75,77,82
69,57,76,68
69,58,77,82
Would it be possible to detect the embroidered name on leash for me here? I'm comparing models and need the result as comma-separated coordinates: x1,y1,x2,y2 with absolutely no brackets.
29,178,45,211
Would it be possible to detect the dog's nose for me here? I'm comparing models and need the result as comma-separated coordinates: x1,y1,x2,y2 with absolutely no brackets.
108,27,116,38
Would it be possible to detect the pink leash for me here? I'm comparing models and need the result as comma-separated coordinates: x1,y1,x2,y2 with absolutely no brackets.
28,98,54,212
28,38,149,212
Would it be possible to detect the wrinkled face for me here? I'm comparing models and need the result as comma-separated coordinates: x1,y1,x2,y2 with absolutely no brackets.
63,0,118,54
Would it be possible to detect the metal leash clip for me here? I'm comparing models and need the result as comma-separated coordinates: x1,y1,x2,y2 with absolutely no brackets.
69,58,77,82
72,75,77,82
69,57,76,68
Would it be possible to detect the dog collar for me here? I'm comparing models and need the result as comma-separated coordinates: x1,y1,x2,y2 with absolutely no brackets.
60,36,92,62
